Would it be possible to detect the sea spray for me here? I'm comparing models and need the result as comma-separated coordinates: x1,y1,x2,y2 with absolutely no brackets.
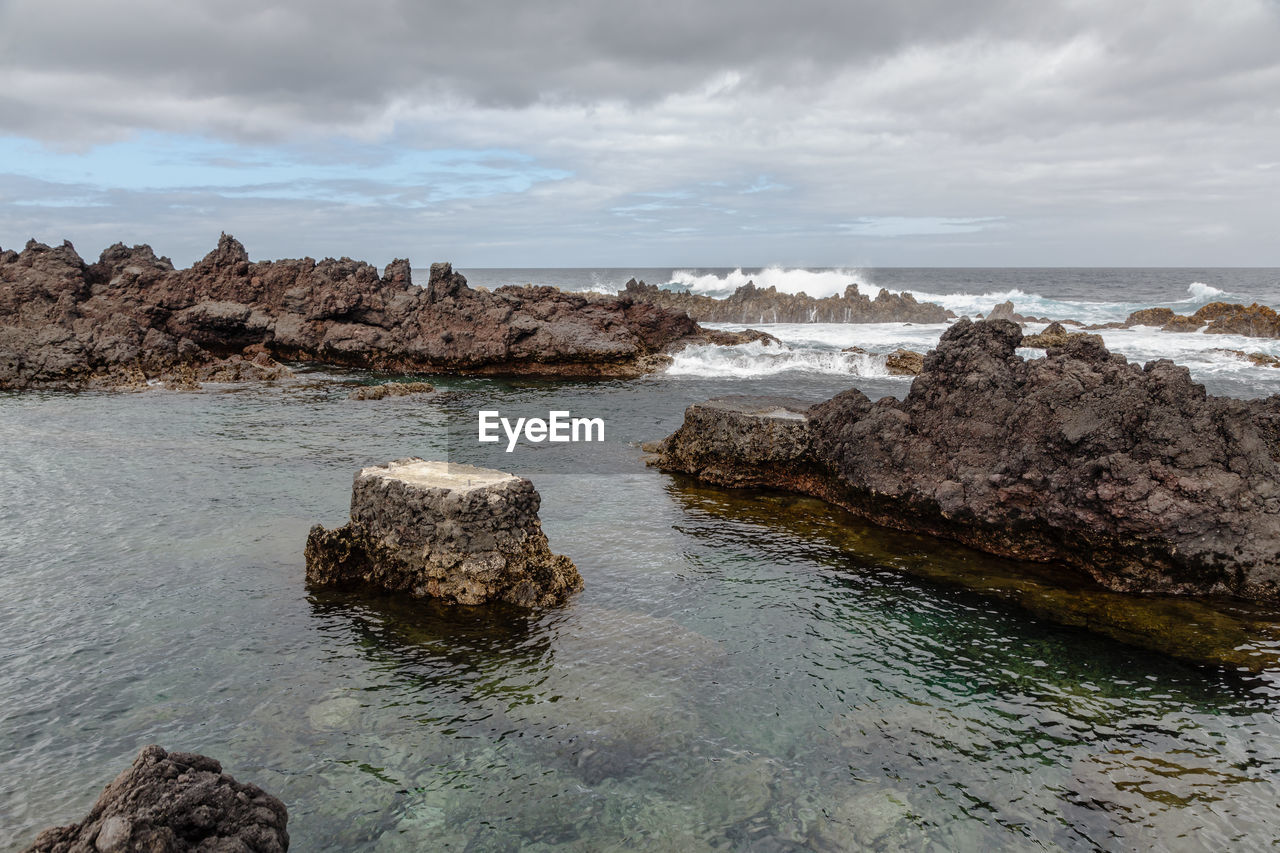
669,267,873,299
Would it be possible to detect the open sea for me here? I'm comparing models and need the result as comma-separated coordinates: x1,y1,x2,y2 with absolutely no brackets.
2,267,1280,851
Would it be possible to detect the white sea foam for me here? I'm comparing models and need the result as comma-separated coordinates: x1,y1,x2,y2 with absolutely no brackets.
903,281,1237,326
668,267,872,299
664,320,1280,391
1187,281,1225,300
707,322,951,353
662,340,896,379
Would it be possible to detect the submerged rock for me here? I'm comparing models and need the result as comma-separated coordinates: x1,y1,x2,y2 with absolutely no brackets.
346,381,435,400
305,458,582,606
621,277,953,324
22,745,288,853
652,319,1280,603
1212,348,1280,369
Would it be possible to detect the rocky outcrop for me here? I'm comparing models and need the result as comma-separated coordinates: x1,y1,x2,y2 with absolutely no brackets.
22,745,288,853
978,301,1054,324
1084,302,1280,336
306,458,582,606
0,236,706,390
621,278,953,324
652,319,1280,602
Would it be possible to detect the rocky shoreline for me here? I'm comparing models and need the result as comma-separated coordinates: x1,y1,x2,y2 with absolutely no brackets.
0,236,773,391
651,318,1280,604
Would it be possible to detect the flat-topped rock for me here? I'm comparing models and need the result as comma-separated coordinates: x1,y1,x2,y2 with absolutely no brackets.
22,745,288,853
649,397,819,491
305,458,582,606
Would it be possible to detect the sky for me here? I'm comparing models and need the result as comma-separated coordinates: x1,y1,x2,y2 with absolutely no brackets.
1,0,1279,269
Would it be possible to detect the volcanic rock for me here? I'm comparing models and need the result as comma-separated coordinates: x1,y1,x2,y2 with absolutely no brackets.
305,458,582,606
652,319,1280,602
22,745,288,853
0,236,705,390
1108,301,1280,337
620,278,952,324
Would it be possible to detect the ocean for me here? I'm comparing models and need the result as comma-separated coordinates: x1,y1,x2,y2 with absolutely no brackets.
2,268,1279,851
454,266,1280,399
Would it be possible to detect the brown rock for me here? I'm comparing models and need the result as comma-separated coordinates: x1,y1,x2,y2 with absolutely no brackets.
884,348,924,375
1160,315,1204,333
1123,307,1176,327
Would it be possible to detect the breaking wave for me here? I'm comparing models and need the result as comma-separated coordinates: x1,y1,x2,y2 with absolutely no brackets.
668,267,872,299
904,282,1236,326
662,341,896,379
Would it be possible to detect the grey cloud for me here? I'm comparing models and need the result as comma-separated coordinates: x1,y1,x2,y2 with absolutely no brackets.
1,0,1038,138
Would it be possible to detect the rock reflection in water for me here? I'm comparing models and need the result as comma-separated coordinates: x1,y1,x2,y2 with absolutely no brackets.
666,477,1280,672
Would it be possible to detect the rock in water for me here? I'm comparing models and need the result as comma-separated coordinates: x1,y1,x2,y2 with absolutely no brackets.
652,319,1280,602
22,745,288,852
346,381,435,400
305,458,582,606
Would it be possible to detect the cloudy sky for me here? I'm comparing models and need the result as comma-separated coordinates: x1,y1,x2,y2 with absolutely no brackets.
1,0,1278,268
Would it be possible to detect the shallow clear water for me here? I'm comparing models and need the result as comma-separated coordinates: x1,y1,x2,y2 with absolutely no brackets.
3,368,1279,852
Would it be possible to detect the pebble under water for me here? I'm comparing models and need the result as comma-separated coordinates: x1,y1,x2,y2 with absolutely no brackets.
2,370,1279,852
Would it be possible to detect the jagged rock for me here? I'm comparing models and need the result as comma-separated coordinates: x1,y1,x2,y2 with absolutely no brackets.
22,745,288,853
347,381,435,400
652,319,1280,602
0,236,706,390
305,458,582,606
1197,302,1280,337
1111,301,1280,337
620,278,953,324
980,301,1052,324
986,301,1017,322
